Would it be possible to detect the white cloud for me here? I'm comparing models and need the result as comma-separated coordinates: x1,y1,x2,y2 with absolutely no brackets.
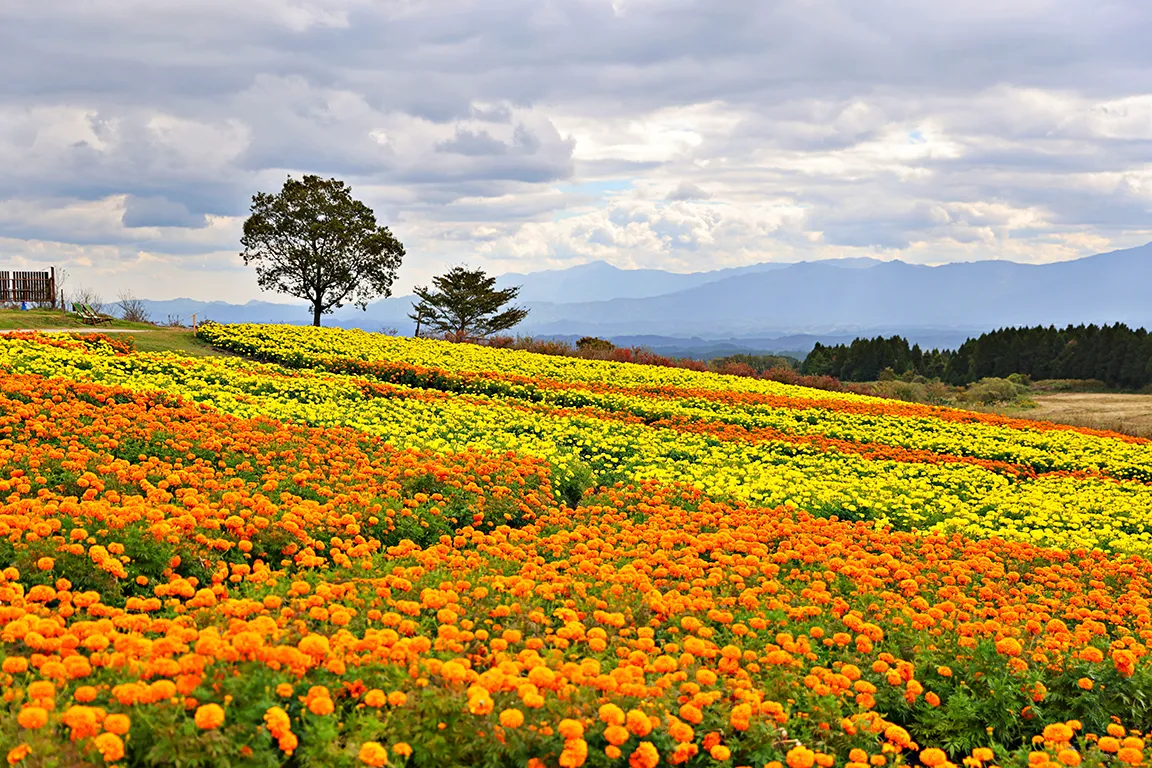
0,0,1151,300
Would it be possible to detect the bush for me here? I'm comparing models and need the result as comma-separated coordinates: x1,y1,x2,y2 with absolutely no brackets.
575,336,615,354
962,377,1028,405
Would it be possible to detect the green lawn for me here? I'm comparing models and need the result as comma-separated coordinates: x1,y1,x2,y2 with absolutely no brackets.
120,329,229,357
0,308,155,330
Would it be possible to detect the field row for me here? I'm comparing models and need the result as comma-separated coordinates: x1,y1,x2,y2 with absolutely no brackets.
1,365,1151,766
3,332,1151,556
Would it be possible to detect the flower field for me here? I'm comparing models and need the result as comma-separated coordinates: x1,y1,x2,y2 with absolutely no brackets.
2,327,1152,768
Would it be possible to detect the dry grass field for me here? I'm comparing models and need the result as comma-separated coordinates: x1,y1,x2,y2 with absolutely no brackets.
998,392,1152,438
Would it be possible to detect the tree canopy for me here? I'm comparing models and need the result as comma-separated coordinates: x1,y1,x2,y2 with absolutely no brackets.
240,175,405,326
802,324,1152,388
410,266,528,341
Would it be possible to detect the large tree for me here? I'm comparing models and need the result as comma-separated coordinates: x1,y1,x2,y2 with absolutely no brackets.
241,175,405,326
410,266,528,341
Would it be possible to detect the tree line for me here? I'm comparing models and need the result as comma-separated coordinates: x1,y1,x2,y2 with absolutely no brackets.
802,323,1152,389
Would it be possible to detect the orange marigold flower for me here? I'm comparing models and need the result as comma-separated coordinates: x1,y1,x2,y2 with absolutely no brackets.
559,718,585,740
16,708,48,730
499,708,524,729
364,689,387,708
605,725,631,746
27,682,54,700
2,657,28,675
103,714,131,735
394,743,413,758
1078,678,1094,690
194,703,225,730
308,696,335,716
1044,724,1074,744
1058,750,1082,767
995,637,1022,657
787,746,817,768
93,733,125,763
884,726,912,748
358,741,388,767
36,558,54,572
628,742,659,768
599,703,626,726
626,709,653,737
1099,737,1121,753
1117,747,1143,766
710,744,731,761
920,748,947,767
6,744,31,765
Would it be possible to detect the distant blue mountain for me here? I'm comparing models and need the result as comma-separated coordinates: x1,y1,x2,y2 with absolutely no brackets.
138,244,1152,352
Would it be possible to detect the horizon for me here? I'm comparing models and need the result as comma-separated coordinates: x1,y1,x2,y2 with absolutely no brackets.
127,240,1152,306
2,1,1152,304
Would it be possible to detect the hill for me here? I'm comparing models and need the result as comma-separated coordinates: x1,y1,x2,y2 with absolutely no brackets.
136,243,1152,344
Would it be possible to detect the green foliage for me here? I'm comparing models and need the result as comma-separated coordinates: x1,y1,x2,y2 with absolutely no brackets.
241,175,406,327
807,324,1152,389
410,266,529,341
711,353,800,373
575,336,615,353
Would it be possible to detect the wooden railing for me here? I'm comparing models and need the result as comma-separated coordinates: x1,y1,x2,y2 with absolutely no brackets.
0,268,56,306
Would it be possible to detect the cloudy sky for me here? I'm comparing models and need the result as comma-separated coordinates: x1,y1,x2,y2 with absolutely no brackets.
2,0,1151,303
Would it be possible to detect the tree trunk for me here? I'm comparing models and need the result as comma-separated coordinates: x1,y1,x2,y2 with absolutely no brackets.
312,301,322,327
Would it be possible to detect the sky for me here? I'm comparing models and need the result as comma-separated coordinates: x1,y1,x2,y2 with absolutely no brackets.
1,0,1151,304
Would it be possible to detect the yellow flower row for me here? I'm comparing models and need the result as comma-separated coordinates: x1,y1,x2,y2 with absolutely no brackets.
4,334,1152,555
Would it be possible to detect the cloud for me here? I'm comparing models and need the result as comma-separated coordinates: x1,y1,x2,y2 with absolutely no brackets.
1,0,1151,299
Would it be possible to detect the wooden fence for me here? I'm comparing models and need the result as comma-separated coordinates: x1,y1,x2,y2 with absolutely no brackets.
0,268,56,307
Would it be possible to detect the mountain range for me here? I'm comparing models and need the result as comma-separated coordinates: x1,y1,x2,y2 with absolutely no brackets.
136,243,1152,357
